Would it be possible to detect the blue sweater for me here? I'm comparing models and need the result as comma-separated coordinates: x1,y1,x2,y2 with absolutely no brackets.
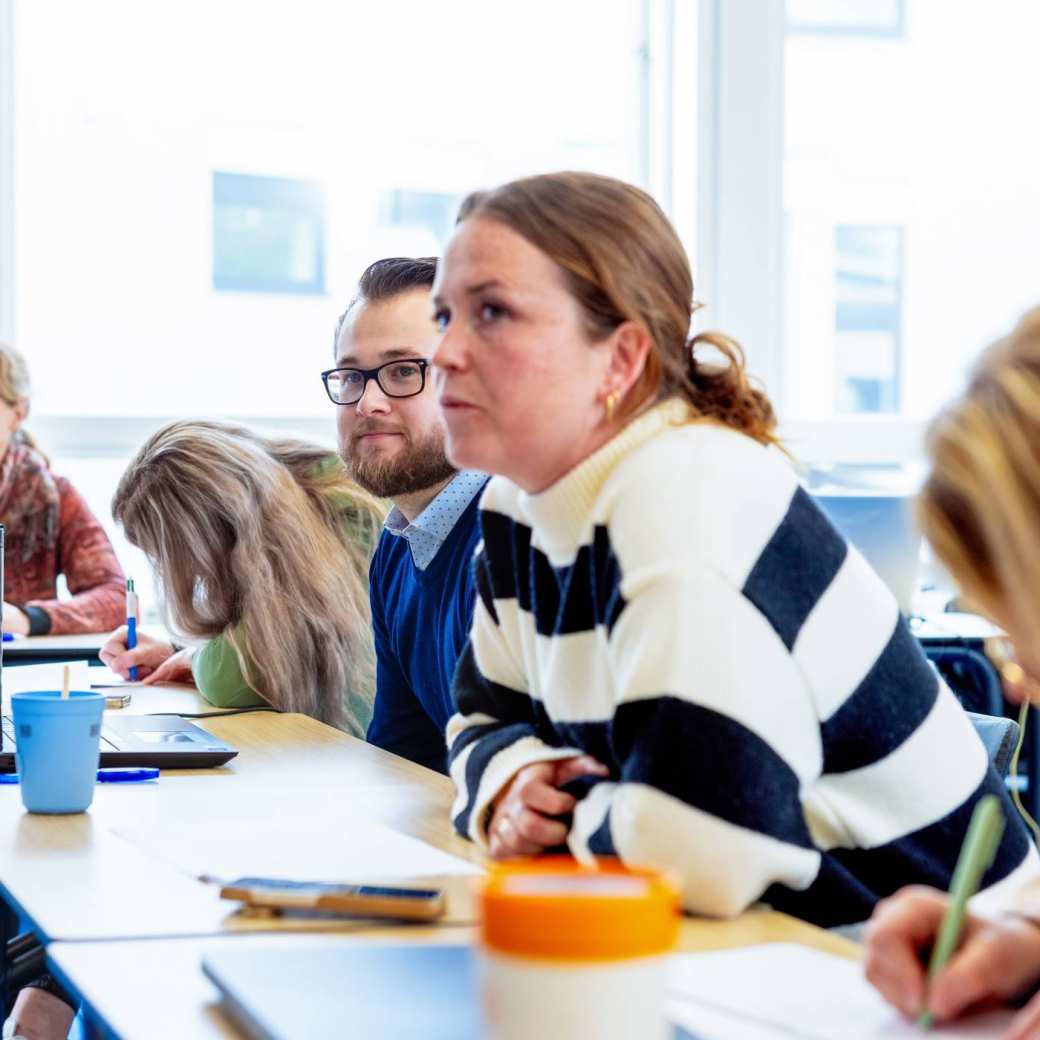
367,492,483,773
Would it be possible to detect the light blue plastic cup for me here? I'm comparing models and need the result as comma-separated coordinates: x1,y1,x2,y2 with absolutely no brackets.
11,690,105,813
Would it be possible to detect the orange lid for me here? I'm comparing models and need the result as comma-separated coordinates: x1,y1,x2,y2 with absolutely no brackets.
480,857,680,962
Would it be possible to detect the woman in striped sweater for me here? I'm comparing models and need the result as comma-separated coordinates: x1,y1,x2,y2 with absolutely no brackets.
430,171,1036,927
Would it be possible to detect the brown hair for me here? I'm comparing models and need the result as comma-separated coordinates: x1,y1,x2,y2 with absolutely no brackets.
0,343,48,462
919,307,1040,634
333,256,438,353
457,172,776,444
112,421,385,735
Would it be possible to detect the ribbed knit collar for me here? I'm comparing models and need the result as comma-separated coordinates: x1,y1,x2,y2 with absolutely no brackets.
516,397,693,551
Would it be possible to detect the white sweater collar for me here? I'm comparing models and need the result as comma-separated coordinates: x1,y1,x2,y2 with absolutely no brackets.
515,398,693,544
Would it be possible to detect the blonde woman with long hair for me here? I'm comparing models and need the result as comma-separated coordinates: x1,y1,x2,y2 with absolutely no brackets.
865,308,1040,1037
0,343,125,635
100,420,384,736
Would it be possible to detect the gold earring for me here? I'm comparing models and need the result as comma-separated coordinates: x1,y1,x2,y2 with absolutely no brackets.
605,392,618,422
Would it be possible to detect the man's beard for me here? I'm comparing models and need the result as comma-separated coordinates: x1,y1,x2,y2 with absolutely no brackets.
345,425,457,499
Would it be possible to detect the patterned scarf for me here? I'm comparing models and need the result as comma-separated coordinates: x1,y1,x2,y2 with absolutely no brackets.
0,436,61,565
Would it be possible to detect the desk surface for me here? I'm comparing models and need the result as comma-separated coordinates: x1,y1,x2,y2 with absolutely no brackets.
0,685,481,944
912,611,1002,643
50,917,860,1040
12,685,861,1038
2,632,107,662
2,626,171,660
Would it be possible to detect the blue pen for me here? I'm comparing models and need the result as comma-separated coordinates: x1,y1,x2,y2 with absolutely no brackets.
2,633,13,642
125,577,138,681
97,768,159,783
0,768,159,785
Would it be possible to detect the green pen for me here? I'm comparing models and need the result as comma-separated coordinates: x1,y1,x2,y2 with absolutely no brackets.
918,794,1006,1030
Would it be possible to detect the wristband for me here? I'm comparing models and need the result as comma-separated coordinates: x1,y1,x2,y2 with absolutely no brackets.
19,605,51,636
23,972,76,1011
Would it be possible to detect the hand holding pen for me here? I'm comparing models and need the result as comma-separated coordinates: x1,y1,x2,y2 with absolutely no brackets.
862,796,1040,1034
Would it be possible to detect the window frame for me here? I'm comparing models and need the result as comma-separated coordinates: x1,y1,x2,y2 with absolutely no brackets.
0,0,14,343
699,0,926,465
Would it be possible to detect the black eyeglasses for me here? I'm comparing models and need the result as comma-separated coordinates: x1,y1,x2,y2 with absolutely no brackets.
321,358,430,406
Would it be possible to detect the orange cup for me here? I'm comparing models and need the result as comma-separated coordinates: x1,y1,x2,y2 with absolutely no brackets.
478,857,679,1040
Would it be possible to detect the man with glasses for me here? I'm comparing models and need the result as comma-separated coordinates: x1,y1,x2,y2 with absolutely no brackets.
325,257,486,773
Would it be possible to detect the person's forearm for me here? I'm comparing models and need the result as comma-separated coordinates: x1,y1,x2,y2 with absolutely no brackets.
448,645,582,847
23,580,125,635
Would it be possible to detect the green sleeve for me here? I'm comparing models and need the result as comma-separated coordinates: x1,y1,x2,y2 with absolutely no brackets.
191,630,267,709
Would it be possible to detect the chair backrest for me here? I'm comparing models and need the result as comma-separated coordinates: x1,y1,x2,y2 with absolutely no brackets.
966,711,1019,777
924,646,1004,718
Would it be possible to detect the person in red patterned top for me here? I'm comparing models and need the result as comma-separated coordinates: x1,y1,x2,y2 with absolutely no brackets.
0,344,125,636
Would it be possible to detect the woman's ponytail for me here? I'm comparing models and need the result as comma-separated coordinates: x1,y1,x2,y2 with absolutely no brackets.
684,332,777,446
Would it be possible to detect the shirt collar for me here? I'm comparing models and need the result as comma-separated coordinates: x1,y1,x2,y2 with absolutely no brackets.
384,470,487,570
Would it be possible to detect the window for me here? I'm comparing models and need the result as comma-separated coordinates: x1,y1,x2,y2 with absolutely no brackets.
3,1,689,615
833,225,903,414
705,0,1040,462
787,0,904,37
379,190,465,255
8,0,668,423
0,0,11,344
212,172,326,296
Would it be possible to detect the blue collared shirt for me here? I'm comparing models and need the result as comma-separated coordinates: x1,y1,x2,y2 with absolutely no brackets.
383,470,488,571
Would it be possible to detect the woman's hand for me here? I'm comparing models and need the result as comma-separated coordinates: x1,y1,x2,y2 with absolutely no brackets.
488,754,610,858
3,985,76,1040
100,627,187,682
141,647,196,686
1,602,30,636
864,886,1040,1028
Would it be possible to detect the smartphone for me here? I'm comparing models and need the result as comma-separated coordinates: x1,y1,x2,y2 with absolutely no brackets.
219,877,446,922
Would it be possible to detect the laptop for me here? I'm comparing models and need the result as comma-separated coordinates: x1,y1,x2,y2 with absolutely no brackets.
812,491,921,615
202,945,702,1040
204,944,479,1040
0,525,238,772
202,948,478,1035
0,711,238,773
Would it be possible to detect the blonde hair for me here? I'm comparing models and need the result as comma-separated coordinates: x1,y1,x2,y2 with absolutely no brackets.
457,172,777,444
112,421,385,732
919,307,1040,634
0,343,46,460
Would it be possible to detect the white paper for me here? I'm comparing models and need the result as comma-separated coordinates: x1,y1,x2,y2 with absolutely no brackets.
114,814,482,884
1,661,94,697
86,667,136,688
669,944,1013,1039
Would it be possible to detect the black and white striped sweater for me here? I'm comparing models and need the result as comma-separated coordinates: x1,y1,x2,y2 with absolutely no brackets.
448,399,1037,926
